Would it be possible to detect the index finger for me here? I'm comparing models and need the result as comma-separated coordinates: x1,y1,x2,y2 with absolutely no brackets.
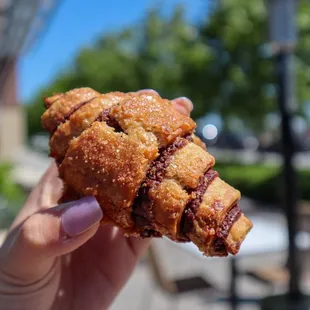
171,97,193,116
136,89,193,116
9,161,63,231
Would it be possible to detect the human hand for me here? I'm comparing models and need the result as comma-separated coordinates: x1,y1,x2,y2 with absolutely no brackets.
0,90,193,310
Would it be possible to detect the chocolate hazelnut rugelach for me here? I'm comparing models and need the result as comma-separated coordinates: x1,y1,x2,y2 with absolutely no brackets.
42,87,253,257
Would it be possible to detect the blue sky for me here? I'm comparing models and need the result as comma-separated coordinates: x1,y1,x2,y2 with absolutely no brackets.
18,0,206,103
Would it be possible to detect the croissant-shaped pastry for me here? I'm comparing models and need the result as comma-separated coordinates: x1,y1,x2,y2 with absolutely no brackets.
41,87,253,257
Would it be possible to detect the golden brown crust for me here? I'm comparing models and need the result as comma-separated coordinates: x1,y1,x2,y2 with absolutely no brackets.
191,134,207,151
196,178,241,227
42,87,100,133
59,122,151,229
110,94,196,148
50,92,127,161
165,142,214,189
188,177,242,256
225,214,252,255
44,93,63,108
145,141,214,239
149,179,188,239
43,87,253,257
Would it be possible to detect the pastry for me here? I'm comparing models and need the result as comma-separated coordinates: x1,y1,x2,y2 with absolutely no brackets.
42,87,253,257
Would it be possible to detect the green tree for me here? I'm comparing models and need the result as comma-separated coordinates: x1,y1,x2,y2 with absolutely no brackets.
26,6,200,137
134,6,213,100
185,0,310,130
26,1,310,137
0,163,25,227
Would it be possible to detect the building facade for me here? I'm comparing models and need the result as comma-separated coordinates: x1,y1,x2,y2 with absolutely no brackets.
0,57,25,161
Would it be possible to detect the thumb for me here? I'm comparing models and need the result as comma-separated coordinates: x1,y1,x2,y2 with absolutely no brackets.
0,196,103,282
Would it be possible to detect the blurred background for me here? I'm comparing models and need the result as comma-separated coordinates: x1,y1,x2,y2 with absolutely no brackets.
0,0,310,309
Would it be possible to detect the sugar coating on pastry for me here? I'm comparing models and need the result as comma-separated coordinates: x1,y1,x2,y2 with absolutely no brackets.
44,93,63,108
42,87,253,257
110,94,196,148
50,92,128,162
59,121,151,229
42,87,100,133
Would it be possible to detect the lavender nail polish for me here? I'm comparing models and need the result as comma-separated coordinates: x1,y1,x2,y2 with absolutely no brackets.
61,196,103,237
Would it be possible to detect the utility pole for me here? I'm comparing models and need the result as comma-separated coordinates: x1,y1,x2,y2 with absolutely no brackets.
261,1,310,308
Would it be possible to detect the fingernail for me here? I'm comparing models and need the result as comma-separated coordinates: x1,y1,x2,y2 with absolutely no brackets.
61,196,103,237
174,104,189,116
137,89,159,95
173,97,193,112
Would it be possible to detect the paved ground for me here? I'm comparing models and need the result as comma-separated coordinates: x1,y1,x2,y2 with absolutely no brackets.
110,238,310,310
1,223,310,310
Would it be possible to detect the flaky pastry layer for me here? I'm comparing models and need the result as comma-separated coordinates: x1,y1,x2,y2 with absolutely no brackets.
42,88,253,256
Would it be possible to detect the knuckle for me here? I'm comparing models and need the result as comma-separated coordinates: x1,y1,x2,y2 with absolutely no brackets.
21,214,45,249
20,213,60,250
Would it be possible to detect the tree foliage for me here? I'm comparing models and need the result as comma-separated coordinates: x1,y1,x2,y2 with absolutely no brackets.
26,1,310,137
190,0,310,131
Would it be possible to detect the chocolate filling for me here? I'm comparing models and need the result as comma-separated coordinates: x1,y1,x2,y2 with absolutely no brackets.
180,169,218,239
132,136,191,237
52,97,97,134
213,238,227,255
94,109,123,132
217,203,241,239
44,94,63,108
212,203,242,255
180,170,241,255
53,108,123,167
63,98,97,121
146,137,190,184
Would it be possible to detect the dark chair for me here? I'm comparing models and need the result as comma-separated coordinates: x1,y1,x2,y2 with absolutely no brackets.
244,201,310,291
245,266,288,291
140,242,217,310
